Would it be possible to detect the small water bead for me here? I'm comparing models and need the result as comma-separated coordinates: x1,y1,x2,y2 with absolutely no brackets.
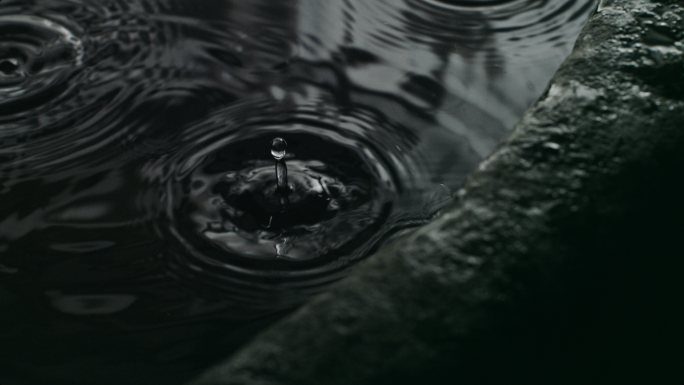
270,137,287,160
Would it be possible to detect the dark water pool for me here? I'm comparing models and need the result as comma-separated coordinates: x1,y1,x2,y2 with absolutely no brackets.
0,0,595,384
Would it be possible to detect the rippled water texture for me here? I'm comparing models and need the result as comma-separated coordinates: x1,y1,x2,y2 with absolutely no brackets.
0,0,596,384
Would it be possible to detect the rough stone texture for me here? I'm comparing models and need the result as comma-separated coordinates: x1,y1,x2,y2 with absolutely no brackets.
187,1,684,384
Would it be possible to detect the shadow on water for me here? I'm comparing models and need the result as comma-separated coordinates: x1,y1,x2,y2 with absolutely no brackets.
0,0,595,384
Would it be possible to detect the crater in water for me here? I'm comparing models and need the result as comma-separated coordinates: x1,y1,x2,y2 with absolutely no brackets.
0,14,83,117
191,133,387,262
141,95,434,304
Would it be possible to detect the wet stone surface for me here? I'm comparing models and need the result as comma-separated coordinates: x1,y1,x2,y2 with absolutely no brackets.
186,0,684,384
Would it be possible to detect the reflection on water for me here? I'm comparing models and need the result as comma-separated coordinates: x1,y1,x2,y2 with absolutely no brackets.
0,0,595,384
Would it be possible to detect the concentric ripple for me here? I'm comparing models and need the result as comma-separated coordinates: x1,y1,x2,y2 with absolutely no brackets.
0,14,83,113
0,1,137,169
437,0,514,5
403,0,598,49
0,13,83,119
0,0,599,383
141,96,430,300
295,0,596,130
0,0,265,175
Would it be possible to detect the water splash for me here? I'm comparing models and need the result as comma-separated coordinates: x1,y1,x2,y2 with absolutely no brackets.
141,94,434,301
271,137,290,193
0,0,597,384
275,159,289,193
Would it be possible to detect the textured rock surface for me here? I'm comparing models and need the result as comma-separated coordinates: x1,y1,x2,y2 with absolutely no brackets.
187,0,684,384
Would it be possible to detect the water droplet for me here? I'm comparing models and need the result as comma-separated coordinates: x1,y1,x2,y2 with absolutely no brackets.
146,107,412,278
270,137,287,160
275,160,289,192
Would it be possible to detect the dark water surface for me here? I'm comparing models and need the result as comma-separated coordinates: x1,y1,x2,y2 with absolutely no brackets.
0,0,595,384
